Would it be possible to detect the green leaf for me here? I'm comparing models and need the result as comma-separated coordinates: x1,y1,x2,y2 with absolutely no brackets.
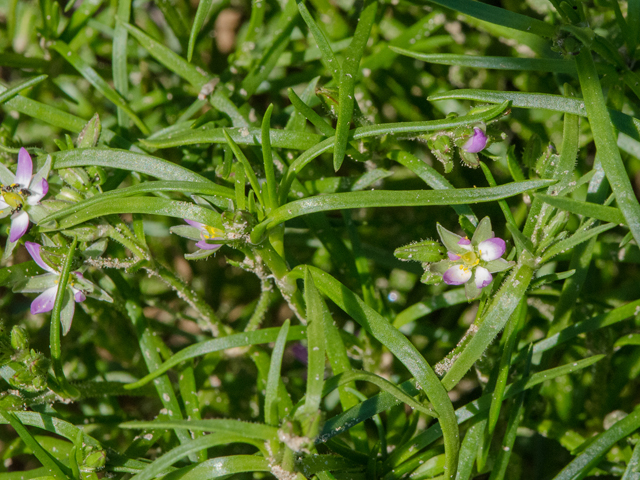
535,194,626,225
0,409,71,479
333,0,377,171
39,181,233,226
303,266,460,480
119,21,210,90
129,434,264,480
223,129,265,207
553,409,640,480
124,326,306,389
417,0,556,37
428,89,640,144
120,419,278,440
0,75,48,105
575,48,640,246
161,456,270,480
113,0,132,127
297,1,341,83
254,179,554,240
303,268,327,415
50,148,213,183
390,49,575,73
49,40,149,135
39,197,221,232
393,288,467,329
282,100,510,193
264,319,290,426
188,0,215,62
142,125,325,150
540,223,616,263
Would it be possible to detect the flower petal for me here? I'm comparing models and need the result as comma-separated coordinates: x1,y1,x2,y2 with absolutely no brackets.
31,286,57,314
447,252,460,260
15,148,33,186
9,210,30,242
25,241,56,273
195,240,222,251
74,289,86,303
478,237,506,261
27,178,48,204
442,265,472,285
474,266,493,288
462,127,487,153
184,218,204,229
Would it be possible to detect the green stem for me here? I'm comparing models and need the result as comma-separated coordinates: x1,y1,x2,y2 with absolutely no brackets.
50,236,80,398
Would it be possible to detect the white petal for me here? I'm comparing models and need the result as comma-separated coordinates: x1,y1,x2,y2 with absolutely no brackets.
474,266,493,289
478,237,506,261
9,210,30,242
443,264,472,285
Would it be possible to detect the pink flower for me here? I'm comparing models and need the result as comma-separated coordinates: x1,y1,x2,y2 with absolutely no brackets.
183,219,224,251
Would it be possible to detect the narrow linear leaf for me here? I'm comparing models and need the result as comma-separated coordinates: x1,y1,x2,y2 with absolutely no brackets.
120,419,278,440
540,223,616,263
0,75,48,105
535,194,625,225
188,0,215,62
120,21,210,90
553,409,640,480
333,0,377,171
391,49,575,73
575,48,640,246
297,1,341,83
265,319,290,426
303,268,327,414
124,326,306,389
161,455,270,480
255,180,554,239
50,40,149,134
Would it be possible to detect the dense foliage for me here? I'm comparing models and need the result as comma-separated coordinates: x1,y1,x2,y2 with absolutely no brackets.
0,0,640,479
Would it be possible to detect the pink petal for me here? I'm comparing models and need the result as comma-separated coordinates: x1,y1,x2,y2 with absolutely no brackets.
478,237,506,261
462,128,488,153
474,266,493,288
31,286,58,314
74,290,86,302
458,238,471,246
443,265,472,285
25,241,56,272
196,240,222,251
184,219,204,229
15,148,33,187
28,178,48,203
9,210,30,242
447,252,460,260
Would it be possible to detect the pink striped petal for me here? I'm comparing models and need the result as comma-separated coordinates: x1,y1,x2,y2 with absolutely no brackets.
15,148,33,186
31,286,57,314
9,210,30,242
474,266,493,288
478,237,506,261
442,265,472,285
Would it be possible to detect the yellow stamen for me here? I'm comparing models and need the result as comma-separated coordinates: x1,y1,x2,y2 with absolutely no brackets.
460,251,479,267
202,225,224,240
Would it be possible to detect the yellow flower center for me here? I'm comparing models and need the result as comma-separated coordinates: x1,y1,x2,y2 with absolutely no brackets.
2,190,24,210
202,225,224,240
460,251,479,267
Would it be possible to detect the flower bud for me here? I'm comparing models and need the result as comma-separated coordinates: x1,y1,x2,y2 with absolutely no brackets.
77,113,101,148
58,168,91,191
82,446,107,470
10,325,29,351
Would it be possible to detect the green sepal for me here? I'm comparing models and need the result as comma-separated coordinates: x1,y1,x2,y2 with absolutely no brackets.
484,258,514,273
436,223,469,254
471,217,494,245
77,113,101,148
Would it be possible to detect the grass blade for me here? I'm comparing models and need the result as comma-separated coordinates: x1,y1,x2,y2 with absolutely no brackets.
265,319,290,426
534,194,625,225
0,75,48,105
